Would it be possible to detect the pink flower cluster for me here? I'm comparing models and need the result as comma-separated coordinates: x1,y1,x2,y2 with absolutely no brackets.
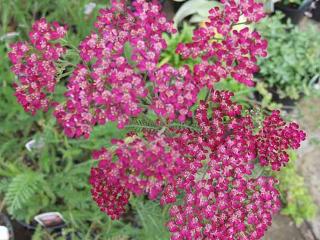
176,0,267,87
54,65,94,138
8,1,307,239
9,0,267,137
90,90,305,239
8,18,66,114
164,93,282,239
195,91,256,177
257,110,306,170
90,134,192,219
90,149,130,220
54,0,181,136
150,64,198,122
130,0,176,73
168,177,280,240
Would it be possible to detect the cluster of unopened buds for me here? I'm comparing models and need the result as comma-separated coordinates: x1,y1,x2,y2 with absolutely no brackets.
9,0,306,239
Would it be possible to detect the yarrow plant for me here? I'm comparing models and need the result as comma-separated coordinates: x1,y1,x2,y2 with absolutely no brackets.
9,0,306,239
8,19,67,114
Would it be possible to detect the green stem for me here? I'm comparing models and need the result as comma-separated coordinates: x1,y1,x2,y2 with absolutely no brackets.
204,88,212,103
57,70,74,80
168,123,200,132
212,37,224,41
60,38,79,53
0,199,5,212
57,59,76,67
232,21,250,27
125,124,160,131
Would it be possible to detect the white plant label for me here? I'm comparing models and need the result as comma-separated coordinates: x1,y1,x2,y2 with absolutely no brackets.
84,2,97,15
25,138,45,152
0,226,9,240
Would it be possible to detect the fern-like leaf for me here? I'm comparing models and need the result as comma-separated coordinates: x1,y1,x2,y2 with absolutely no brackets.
4,172,44,215
168,122,200,132
126,116,201,134
125,117,160,132
0,178,10,194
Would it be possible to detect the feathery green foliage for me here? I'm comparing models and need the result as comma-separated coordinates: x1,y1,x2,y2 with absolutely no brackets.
271,151,317,225
131,197,170,240
5,172,46,215
256,12,320,100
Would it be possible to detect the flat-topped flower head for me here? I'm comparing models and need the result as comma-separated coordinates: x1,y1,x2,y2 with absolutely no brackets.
90,90,305,240
150,64,199,122
8,2,307,239
9,18,67,114
176,0,267,88
257,110,306,170
74,0,177,136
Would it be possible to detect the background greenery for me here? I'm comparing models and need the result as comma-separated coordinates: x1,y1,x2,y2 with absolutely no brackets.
256,13,320,101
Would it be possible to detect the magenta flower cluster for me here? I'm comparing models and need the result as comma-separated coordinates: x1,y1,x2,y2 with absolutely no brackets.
8,0,306,239
8,0,266,137
150,65,198,121
54,0,179,137
90,90,304,239
176,0,266,87
257,110,306,170
8,18,67,114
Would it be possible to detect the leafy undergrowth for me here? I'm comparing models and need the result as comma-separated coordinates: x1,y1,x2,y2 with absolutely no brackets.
272,151,317,225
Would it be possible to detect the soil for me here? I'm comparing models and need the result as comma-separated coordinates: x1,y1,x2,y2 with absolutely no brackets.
264,215,304,240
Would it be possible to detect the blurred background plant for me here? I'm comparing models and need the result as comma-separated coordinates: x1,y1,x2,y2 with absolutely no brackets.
255,12,320,102
272,151,317,225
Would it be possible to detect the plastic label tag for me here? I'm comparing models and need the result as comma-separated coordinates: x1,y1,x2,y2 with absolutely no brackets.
34,212,66,229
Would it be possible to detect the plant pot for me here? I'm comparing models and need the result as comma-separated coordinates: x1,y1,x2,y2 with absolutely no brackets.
14,218,85,239
253,87,300,112
275,4,304,24
14,214,69,240
275,1,312,24
310,1,320,21
11,219,33,240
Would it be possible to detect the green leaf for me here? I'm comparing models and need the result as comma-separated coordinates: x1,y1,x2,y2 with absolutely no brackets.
173,0,220,27
125,116,160,132
4,172,45,215
130,197,170,240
